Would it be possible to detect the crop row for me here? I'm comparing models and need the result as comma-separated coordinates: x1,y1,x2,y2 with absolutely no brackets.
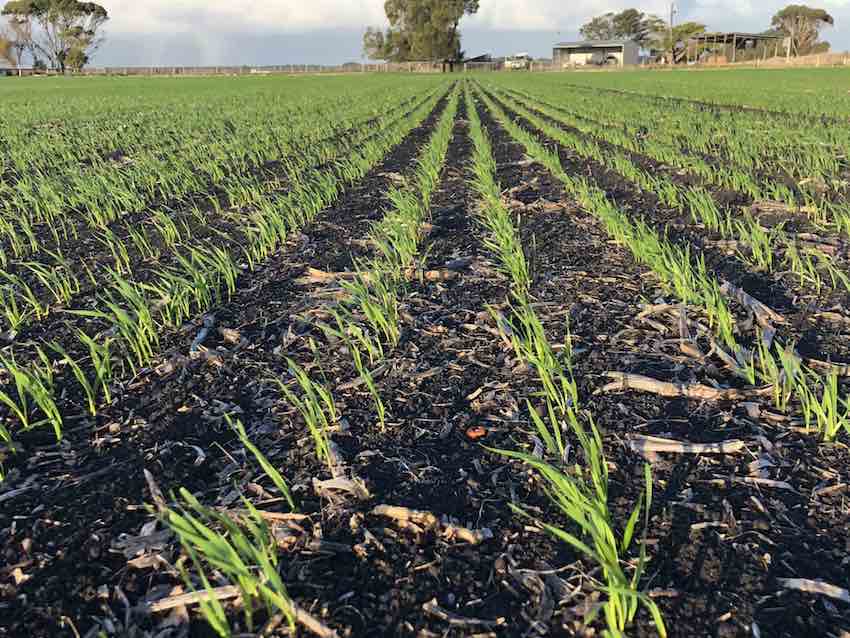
157,79,663,638
0,87,440,337
0,81,454,459
482,84,850,298
499,87,812,206
491,77,850,232
0,81,439,265
2,75,847,638
473,82,849,443
480,84,849,341
546,81,849,182
150,77,848,638
464,84,666,637
551,69,850,118
167,80,676,638
159,82,465,636
0,77,429,190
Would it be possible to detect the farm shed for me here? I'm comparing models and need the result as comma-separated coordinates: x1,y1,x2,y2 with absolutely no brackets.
439,55,490,72
553,40,640,68
687,32,784,64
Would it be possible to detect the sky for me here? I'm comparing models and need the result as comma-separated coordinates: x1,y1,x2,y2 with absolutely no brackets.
92,0,850,66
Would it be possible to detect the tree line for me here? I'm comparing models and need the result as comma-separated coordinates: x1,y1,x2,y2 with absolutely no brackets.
0,0,108,72
362,2,836,63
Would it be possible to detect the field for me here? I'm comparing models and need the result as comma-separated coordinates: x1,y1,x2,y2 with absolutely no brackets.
0,68,848,638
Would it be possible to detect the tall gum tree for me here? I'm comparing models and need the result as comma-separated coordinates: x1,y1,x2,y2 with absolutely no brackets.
579,9,666,48
1,0,108,71
364,0,479,63
771,4,834,55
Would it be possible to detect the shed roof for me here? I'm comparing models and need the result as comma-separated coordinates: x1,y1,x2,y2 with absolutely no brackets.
554,40,634,49
689,32,782,42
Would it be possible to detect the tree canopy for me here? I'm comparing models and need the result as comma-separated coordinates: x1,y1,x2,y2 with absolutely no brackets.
364,0,479,62
658,21,706,57
579,9,666,47
771,4,833,55
1,0,108,71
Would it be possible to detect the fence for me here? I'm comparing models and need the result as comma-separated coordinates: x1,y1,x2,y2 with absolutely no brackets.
2,53,848,78
749,52,849,68
0,61,450,77
636,52,849,71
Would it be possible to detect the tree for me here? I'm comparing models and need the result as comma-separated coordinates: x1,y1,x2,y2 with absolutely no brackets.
673,22,706,43
64,41,84,70
613,9,666,46
1,15,32,67
657,21,706,61
1,0,108,72
363,0,479,62
580,13,617,41
771,4,833,55
579,9,666,47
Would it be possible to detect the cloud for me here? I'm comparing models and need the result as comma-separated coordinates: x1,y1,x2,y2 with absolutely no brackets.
101,0,386,34
468,0,850,32
101,0,850,35
104,1,672,34
677,0,849,30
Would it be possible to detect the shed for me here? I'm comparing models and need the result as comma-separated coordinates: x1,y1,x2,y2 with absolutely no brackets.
553,40,640,68
687,32,784,64
441,54,493,72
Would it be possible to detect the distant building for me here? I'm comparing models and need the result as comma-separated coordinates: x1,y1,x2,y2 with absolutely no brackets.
448,54,493,71
687,32,784,64
552,40,640,68
505,53,531,70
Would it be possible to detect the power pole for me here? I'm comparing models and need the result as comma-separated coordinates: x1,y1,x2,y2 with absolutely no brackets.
668,2,677,63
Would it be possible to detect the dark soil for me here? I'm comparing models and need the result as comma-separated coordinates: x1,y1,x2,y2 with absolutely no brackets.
0,92,453,637
2,91,435,351
476,88,850,638
0,83,848,638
